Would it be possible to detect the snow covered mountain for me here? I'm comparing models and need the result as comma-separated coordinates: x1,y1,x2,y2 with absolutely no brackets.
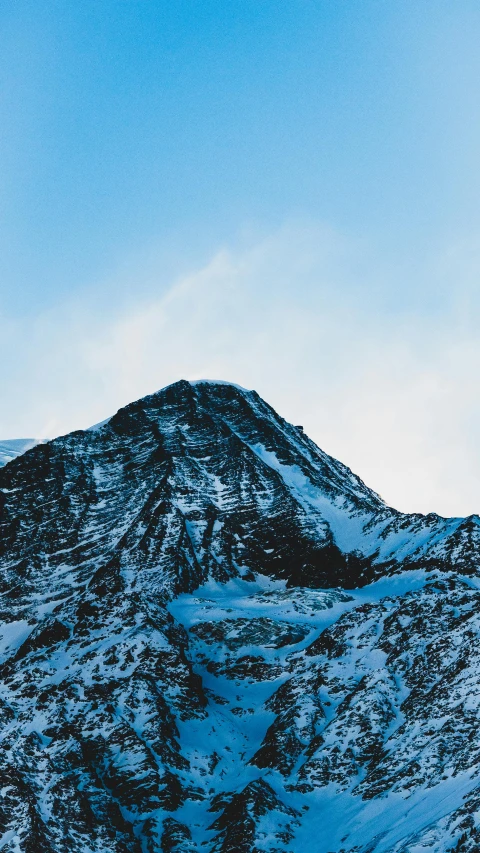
0,379,479,852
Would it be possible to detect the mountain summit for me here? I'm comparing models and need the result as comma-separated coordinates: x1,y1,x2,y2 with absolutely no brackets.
0,380,479,852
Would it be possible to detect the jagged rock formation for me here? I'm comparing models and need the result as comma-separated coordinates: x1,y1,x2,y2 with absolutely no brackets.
0,379,479,851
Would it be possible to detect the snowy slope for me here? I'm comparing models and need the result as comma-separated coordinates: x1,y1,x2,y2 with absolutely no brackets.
169,572,480,852
0,380,479,852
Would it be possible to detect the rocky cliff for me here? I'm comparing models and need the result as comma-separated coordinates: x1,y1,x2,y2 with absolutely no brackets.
0,380,478,852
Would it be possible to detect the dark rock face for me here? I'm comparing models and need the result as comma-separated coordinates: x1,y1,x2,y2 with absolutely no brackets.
0,379,480,851
208,779,301,853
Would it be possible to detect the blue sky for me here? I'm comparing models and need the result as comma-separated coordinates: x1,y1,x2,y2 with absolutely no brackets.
2,2,480,515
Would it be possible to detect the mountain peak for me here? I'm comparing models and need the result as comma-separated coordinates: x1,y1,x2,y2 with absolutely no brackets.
144,377,255,408
1,384,480,851
1,381,474,592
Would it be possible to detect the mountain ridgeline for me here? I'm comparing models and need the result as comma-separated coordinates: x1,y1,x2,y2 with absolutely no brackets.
0,380,479,852
0,439,43,469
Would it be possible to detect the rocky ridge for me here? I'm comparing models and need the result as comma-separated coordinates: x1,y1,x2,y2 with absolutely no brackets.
0,439,43,469
0,380,479,852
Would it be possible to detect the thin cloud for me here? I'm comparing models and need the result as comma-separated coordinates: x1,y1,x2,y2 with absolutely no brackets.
2,220,480,517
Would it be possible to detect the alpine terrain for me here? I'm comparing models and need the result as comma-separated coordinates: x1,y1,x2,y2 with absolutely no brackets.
1,379,480,853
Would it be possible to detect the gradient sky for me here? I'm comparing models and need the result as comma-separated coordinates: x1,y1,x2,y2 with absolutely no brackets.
3,1,480,516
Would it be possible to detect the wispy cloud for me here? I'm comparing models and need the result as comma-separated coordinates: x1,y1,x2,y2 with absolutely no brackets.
2,220,480,517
